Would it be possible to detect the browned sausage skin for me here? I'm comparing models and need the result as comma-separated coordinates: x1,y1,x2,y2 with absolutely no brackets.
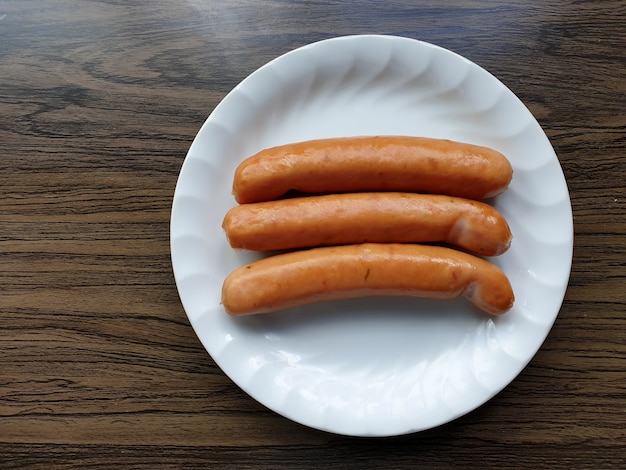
223,192,512,256
232,136,513,203
221,243,515,316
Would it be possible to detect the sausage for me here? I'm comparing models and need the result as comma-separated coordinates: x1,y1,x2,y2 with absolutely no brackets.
223,192,513,256
221,243,515,316
232,136,513,203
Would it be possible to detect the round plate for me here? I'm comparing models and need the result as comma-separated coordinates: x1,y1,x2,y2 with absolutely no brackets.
170,35,573,437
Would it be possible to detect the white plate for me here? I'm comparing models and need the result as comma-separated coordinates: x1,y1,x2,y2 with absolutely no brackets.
170,35,573,437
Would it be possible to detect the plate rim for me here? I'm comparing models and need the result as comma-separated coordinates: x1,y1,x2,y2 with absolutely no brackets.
170,34,574,437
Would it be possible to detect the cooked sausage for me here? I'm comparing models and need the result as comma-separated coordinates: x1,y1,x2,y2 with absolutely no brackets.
232,136,513,203
221,243,515,316
223,192,512,256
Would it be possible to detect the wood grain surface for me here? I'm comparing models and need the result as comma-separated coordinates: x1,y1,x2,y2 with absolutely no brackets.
1,0,625,468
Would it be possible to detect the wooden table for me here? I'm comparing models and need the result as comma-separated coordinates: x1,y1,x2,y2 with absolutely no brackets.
2,1,624,468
